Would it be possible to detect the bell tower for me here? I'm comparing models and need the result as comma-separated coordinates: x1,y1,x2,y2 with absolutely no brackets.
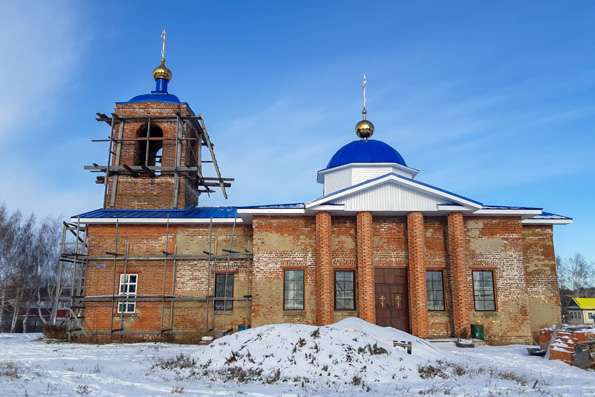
87,31,232,209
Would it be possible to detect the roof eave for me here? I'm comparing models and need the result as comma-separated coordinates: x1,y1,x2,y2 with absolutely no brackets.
316,162,420,183
70,217,243,224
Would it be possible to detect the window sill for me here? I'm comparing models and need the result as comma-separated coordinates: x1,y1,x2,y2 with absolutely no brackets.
283,310,306,316
214,311,234,316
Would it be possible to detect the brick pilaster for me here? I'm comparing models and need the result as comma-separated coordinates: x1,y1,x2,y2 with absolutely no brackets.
315,212,333,325
447,212,471,337
356,211,375,323
407,212,429,338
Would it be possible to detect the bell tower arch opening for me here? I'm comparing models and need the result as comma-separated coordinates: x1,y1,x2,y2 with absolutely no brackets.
136,124,164,168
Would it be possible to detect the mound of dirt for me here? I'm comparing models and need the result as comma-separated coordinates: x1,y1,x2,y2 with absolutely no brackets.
166,318,442,389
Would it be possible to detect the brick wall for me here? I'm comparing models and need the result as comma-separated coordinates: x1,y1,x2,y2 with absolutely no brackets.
522,225,561,336
81,214,557,344
331,216,358,322
250,216,317,326
372,216,408,267
104,101,200,209
315,212,333,324
357,212,375,323
82,223,252,342
465,217,532,344
407,212,429,338
425,216,453,338
447,212,470,338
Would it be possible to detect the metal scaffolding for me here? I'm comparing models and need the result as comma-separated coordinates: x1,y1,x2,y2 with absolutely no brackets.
55,219,88,338
55,109,251,340
58,215,253,340
86,113,234,207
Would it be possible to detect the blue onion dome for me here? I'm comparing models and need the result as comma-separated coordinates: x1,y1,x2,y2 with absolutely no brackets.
326,139,407,169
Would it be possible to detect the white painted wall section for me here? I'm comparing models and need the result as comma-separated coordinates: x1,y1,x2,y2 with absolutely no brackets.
322,164,419,195
324,167,352,195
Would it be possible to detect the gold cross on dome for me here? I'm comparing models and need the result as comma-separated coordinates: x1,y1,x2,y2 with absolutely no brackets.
362,74,368,119
161,29,167,62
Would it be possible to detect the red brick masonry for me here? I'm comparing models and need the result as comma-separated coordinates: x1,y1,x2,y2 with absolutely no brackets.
80,214,561,344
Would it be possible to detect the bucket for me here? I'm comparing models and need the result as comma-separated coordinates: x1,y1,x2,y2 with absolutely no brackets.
471,324,485,340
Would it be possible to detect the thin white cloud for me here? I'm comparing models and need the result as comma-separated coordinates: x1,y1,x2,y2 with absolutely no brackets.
0,1,83,141
0,1,92,217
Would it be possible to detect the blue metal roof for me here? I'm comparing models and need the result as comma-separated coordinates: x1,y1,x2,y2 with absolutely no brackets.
127,92,181,104
75,207,237,219
482,205,542,210
239,203,305,209
74,204,306,219
125,78,181,104
533,211,573,220
326,139,407,169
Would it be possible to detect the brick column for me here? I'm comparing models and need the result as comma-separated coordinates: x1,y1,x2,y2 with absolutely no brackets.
407,212,429,338
447,212,471,337
356,211,375,323
315,212,333,325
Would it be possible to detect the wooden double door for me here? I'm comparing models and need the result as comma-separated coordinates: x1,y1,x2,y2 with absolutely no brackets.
374,268,410,332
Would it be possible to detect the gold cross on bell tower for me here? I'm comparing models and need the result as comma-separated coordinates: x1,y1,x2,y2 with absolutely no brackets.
152,29,172,81
161,29,167,62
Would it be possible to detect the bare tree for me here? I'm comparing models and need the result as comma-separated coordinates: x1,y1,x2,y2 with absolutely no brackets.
0,204,62,332
566,253,594,297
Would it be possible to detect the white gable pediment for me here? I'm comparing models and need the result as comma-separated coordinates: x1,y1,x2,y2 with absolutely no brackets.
333,182,451,212
306,173,482,213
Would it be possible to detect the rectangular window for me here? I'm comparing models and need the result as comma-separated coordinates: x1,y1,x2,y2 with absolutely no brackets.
426,271,445,311
472,270,496,311
214,273,234,311
335,270,356,310
118,274,137,314
284,270,304,310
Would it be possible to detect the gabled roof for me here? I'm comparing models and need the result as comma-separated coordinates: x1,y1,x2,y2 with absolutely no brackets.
571,298,595,310
306,172,483,209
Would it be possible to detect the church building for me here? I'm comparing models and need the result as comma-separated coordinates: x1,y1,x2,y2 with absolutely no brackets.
72,37,572,344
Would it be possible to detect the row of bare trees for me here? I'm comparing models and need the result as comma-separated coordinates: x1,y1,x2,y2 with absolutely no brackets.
557,253,595,296
0,204,62,332
557,253,595,314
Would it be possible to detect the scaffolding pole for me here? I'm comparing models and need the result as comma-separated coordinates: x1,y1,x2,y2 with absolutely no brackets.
86,113,233,204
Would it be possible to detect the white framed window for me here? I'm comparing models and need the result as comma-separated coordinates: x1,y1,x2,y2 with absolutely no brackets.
335,270,355,310
426,271,445,311
472,270,496,311
214,273,234,311
284,270,305,310
118,274,137,314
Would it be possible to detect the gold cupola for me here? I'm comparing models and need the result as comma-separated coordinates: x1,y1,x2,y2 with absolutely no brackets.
152,60,172,81
356,118,375,139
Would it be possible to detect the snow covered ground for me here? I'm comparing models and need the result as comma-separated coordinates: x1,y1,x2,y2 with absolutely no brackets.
0,319,593,397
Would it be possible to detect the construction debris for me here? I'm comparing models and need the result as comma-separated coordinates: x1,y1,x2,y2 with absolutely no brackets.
534,324,595,369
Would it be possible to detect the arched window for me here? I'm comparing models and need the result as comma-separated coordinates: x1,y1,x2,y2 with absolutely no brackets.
136,124,163,167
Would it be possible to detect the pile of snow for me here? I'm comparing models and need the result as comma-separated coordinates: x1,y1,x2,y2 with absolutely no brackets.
154,317,442,390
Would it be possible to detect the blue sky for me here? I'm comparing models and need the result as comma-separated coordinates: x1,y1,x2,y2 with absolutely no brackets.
1,1,594,260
